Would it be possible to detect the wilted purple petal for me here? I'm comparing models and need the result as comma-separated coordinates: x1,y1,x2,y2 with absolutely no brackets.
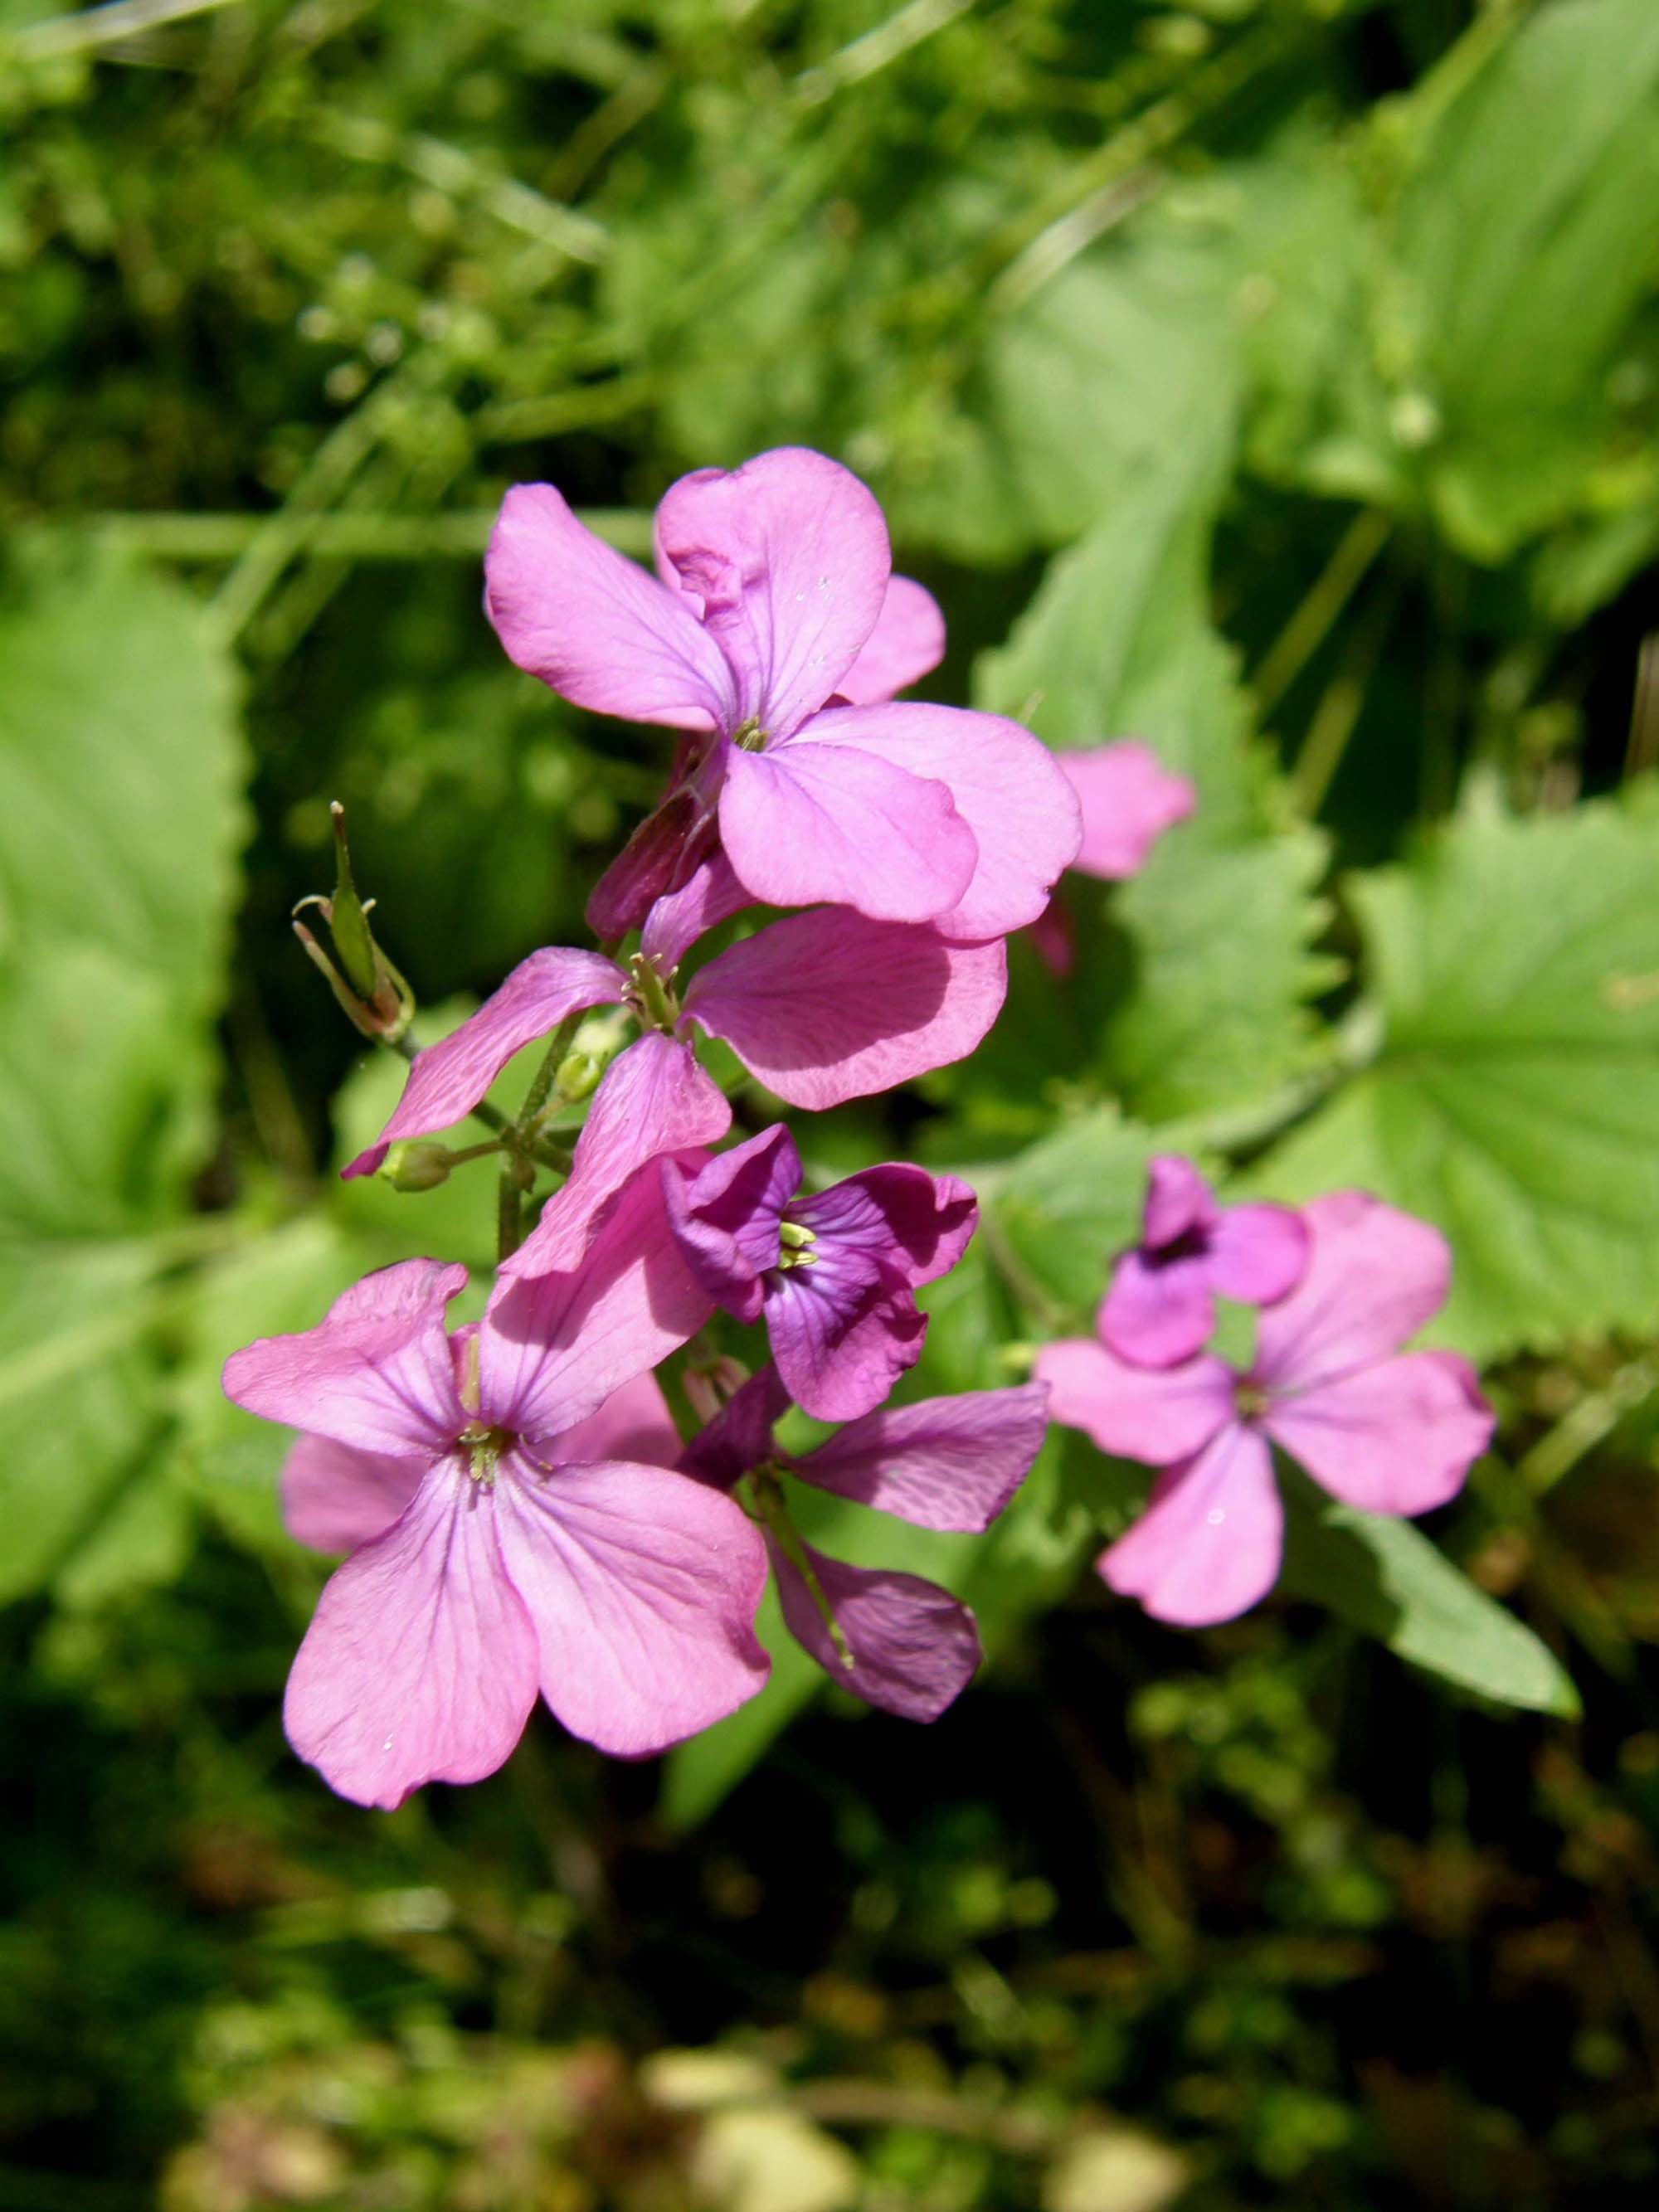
1262,1350,1492,1517
283,1462,539,1810
343,949,626,1179
791,1383,1047,1532
771,1536,982,1721
654,447,890,736
1097,1422,1282,1627
685,911,1006,1110
680,1364,793,1490
487,483,736,730
493,1453,771,1755
223,1258,468,1458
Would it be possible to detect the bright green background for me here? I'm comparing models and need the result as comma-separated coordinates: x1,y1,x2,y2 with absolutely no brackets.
3,1,1659,2205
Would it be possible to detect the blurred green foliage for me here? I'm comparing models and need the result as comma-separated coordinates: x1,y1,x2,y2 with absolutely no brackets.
3,0,1659,2204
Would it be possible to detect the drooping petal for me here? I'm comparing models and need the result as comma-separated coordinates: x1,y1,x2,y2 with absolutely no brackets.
223,1258,468,1457
1141,1154,1217,1247
343,949,625,1179
486,483,737,730
505,1033,731,1280
542,1370,683,1473
766,1267,926,1422
654,447,891,736
1062,741,1196,881
680,1364,793,1490
685,911,1007,1110
283,1462,539,1810
280,1434,425,1555
1097,1422,1282,1628
1253,1193,1453,1396
662,1123,801,1322
718,741,977,924
1097,1251,1216,1370
480,1156,712,1445
771,1536,981,1721
1262,1350,1492,1517
834,574,946,704
640,845,752,970
492,1454,770,1756
1205,1203,1310,1306
791,1383,1048,1532
1034,1337,1234,1466
803,702,1081,937
586,785,710,944
791,1164,977,1291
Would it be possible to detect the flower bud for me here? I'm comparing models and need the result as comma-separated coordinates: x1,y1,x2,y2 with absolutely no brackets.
378,1140,453,1192
293,801,416,1043
555,1049,604,1104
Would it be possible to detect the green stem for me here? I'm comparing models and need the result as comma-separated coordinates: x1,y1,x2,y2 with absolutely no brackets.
497,1162,524,1265
515,1011,588,1136
1253,509,1391,722
748,1472,856,1672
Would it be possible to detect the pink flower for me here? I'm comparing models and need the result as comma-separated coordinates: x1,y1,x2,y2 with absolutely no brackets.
662,1123,976,1420
1101,1155,1308,1369
1029,741,1196,976
684,1365,1048,1720
1036,1194,1494,1628
485,446,1080,938
344,906,1006,1181
222,1188,770,1808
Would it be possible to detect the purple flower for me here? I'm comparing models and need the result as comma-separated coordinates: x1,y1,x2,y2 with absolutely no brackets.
662,1123,976,1420
684,1365,1048,1720
222,1181,770,1808
485,446,1080,938
344,907,1007,1182
1036,1193,1495,1628
1101,1155,1309,1369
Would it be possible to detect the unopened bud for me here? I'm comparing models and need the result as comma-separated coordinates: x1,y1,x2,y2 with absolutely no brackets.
293,800,416,1043
379,1140,453,1192
555,1049,604,1104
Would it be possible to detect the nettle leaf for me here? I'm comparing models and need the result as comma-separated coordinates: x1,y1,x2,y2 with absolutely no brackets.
1253,797,1659,1363
1393,0,1659,560
975,430,1332,1121
1280,1472,1579,1719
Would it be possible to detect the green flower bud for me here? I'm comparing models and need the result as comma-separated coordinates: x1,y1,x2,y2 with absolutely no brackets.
379,1140,453,1192
555,1049,604,1104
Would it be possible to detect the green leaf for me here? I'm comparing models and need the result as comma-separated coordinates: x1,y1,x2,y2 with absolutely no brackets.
1280,1472,1579,1719
1253,797,1659,1363
985,1110,1155,1327
975,429,1331,1120
1393,0,1659,559
0,539,245,1011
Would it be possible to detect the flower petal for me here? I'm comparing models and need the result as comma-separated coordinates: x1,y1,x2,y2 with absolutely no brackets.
343,949,625,1179
791,1383,1048,1532
223,1258,468,1456
505,1033,731,1280
662,1123,801,1321
685,910,1006,1110
486,483,737,729
1262,1350,1492,1516
1097,1252,1217,1370
805,702,1082,936
1097,1422,1282,1627
792,1164,977,1291
766,1269,926,1422
1034,1337,1234,1465
493,1454,771,1755
771,1536,981,1721
1141,1155,1217,1248
1062,741,1196,881
718,741,977,924
280,1434,425,1555
640,845,752,970
680,1364,793,1489
654,447,890,736
479,1155,712,1443
542,1371,683,1473
834,574,946,704
1206,1203,1310,1305
283,1463,539,1810
586,783,711,944
1253,1193,1453,1395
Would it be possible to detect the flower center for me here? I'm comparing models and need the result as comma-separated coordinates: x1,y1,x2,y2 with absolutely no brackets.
776,1216,819,1271
1233,1379,1270,1422
732,717,769,753
625,950,681,1033
458,1422,514,1485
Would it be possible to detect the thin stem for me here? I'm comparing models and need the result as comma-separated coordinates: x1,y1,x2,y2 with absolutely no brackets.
1253,508,1391,722
497,1163,523,1265
514,1011,588,1136
15,0,238,56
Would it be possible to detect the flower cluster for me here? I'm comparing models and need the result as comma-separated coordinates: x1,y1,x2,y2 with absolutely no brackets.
1039,1162,1495,1626
224,445,1116,1811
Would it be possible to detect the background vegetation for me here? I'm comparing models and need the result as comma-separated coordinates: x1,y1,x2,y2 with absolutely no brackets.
3,0,1659,2204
